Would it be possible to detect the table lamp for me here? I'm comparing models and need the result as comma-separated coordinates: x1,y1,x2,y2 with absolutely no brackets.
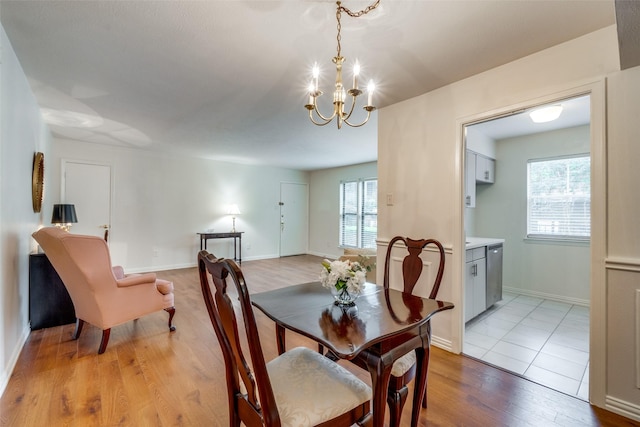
227,204,241,232
51,204,78,232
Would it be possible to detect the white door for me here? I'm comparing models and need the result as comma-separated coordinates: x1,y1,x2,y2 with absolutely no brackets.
279,182,308,257
62,160,112,239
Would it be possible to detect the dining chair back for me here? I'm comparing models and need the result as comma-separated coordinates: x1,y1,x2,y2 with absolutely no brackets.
197,250,373,427
382,236,446,427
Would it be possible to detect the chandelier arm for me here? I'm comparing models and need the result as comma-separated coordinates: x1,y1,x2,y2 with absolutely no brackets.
341,95,358,121
308,109,334,126
313,104,338,122
342,109,372,128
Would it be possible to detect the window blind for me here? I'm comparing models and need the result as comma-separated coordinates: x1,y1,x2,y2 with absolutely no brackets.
527,155,590,239
340,179,377,248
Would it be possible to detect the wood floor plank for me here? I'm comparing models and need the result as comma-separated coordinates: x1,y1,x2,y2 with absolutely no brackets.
1,254,639,427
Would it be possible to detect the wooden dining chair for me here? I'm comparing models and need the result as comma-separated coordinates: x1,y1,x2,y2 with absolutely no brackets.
197,250,373,427
380,236,446,427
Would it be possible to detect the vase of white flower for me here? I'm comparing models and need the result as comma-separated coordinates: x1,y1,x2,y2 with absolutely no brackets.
319,259,366,306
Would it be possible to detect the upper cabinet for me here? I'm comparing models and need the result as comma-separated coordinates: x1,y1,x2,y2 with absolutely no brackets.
466,150,496,208
465,151,477,208
475,154,495,184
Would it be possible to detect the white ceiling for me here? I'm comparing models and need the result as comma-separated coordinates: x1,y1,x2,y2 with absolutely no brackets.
469,95,591,141
1,1,617,170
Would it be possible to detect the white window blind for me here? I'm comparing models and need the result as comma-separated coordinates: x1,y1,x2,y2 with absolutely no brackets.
527,155,590,240
340,179,377,248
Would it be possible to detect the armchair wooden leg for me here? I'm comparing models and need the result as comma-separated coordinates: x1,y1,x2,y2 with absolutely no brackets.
72,319,85,340
98,329,111,354
165,307,176,331
387,385,409,427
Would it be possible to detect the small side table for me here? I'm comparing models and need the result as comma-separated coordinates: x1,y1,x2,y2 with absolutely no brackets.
197,232,244,265
29,253,76,330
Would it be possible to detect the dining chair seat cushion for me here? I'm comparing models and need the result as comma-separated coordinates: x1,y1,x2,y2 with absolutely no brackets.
266,346,372,427
391,349,416,377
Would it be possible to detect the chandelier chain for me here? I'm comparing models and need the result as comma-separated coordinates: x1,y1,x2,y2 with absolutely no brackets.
335,0,381,58
339,0,381,18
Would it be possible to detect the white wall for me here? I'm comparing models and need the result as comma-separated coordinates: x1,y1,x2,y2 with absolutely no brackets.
308,162,377,259
50,139,309,271
604,65,640,416
378,25,625,413
474,125,591,303
0,25,53,395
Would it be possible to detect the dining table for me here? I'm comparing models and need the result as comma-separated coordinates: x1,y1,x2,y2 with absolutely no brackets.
251,281,454,427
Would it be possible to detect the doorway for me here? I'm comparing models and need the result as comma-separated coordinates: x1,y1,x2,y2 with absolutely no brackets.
462,94,592,400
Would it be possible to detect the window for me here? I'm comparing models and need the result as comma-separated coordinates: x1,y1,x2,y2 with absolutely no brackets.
527,155,590,240
340,179,377,248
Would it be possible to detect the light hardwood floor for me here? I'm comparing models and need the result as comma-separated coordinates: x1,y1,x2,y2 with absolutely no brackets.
1,254,637,426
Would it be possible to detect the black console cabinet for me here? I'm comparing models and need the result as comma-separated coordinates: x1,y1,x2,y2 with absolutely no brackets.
29,253,76,330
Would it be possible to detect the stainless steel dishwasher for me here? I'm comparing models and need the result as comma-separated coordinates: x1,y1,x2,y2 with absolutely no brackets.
486,243,503,308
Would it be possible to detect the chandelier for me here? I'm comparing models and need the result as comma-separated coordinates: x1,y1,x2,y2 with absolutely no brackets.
305,0,380,129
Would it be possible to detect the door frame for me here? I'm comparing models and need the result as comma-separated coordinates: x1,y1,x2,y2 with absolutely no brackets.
455,80,606,405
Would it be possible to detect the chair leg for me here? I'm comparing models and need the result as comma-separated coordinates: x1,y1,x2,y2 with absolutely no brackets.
98,329,111,354
165,307,176,331
72,318,85,340
386,385,409,427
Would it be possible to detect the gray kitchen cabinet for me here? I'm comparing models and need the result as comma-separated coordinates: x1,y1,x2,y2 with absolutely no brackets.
475,154,495,184
466,150,496,208
464,247,486,322
465,151,476,208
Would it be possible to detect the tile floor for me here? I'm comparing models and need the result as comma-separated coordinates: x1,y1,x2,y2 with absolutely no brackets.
463,292,590,400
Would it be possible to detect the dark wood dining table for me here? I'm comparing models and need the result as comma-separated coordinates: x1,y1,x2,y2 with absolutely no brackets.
251,281,454,427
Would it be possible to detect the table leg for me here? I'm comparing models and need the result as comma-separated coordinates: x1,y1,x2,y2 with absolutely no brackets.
238,235,242,265
275,324,286,355
233,237,237,262
365,354,393,427
411,344,430,427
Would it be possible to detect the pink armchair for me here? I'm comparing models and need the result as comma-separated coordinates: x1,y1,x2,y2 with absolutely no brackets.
32,227,175,354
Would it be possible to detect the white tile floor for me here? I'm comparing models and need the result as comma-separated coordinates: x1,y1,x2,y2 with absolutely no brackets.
463,292,590,400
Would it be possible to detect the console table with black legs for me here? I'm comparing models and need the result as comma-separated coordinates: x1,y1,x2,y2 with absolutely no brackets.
197,232,243,265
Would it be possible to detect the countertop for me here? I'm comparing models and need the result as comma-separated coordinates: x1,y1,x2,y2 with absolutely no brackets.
465,237,505,250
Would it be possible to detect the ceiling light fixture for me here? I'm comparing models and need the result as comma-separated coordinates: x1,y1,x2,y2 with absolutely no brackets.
529,105,563,123
305,0,380,129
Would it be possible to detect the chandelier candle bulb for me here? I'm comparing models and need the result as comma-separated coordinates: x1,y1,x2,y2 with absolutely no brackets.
353,61,360,89
367,80,375,106
312,63,320,92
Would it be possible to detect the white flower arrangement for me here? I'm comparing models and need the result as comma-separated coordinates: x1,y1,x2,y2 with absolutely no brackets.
319,259,366,296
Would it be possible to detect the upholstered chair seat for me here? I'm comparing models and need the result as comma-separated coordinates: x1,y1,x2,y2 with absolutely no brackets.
267,346,372,427
390,350,416,377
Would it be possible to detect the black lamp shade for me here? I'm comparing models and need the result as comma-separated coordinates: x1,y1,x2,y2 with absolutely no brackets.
51,204,78,224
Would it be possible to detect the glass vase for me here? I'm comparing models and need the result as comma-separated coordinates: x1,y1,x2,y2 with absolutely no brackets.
330,286,360,306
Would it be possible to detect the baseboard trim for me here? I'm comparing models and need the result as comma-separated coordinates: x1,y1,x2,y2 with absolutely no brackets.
503,286,590,307
0,325,30,399
431,335,453,352
606,395,640,422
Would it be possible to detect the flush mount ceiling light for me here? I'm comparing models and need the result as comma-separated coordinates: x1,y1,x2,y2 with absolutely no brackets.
305,0,380,129
529,104,563,123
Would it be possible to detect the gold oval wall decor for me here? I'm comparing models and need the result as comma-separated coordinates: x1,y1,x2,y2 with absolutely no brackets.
32,152,44,213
